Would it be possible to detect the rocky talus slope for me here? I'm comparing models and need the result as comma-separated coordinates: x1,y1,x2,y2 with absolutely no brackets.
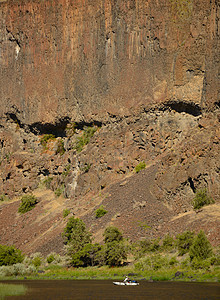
0,108,219,254
0,0,219,254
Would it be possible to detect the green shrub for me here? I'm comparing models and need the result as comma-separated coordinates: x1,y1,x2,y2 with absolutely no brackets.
132,239,152,259
0,264,36,277
134,255,169,271
103,226,123,244
95,205,108,219
105,241,127,267
176,230,195,255
40,134,55,148
47,254,55,264
63,217,91,255
162,234,175,250
192,188,214,210
56,139,65,155
151,255,169,270
80,163,91,173
31,257,41,268
0,245,24,266
62,164,71,177
189,230,213,260
75,126,97,153
63,209,71,218
0,194,9,202
209,254,220,266
45,253,63,265
191,257,211,270
18,194,39,214
169,256,178,266
149,238,160,252
134,161,146,173
180,257,190,268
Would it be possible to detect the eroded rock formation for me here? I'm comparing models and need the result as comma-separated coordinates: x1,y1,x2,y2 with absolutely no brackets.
0,0,219,253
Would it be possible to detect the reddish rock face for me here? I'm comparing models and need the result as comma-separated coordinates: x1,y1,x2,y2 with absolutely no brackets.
0,1,219,254
0,0,219,125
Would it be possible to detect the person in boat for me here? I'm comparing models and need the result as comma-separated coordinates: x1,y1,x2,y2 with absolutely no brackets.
124,276,131,283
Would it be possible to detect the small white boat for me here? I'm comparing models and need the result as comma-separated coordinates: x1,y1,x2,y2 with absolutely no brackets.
113,281,139,286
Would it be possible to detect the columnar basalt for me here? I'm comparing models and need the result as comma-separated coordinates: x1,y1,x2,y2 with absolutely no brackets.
0,0,219,126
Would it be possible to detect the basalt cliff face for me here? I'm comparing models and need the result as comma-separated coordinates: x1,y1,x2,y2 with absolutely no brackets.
0,0,219,254
0,0,219,123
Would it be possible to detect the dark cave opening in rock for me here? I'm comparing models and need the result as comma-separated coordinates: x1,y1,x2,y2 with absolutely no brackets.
6,113,23,128
29,119,102,138
188,177,196,193
164,101,202,117
29,117,71,137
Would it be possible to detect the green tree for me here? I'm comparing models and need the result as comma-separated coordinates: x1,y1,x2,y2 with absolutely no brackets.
105,241,127,266
71,243,104,267
189,230,213,260
63,217,91,255
0,245,24,266
132,239,152,259
103,226,123,244
149,238,160,252
176,230,195,255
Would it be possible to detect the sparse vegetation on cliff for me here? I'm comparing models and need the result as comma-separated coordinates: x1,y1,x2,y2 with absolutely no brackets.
63,209,70,218
54,185,65,197
134,161,146,173
0,194,9,202
40,134,55,148
75,126,97,152
18,194,39,214
192,188,214,210
95,205,108,218
42,176,53,189
56,139,65,155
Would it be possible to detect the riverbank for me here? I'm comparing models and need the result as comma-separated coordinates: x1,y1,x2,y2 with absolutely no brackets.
0,265,219,282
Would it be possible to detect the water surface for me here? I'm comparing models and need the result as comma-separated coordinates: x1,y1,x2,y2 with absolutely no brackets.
3,280,220,300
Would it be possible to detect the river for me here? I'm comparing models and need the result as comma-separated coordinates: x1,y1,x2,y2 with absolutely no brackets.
2,280,220,299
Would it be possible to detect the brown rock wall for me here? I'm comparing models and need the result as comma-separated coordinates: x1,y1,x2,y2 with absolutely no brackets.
0,0,219,125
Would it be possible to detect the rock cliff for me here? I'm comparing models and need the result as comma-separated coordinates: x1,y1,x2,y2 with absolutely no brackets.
0,0,219,124
0,0,219,254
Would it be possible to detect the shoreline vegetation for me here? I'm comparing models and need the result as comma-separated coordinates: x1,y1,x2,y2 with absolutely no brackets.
0,216,219,283
0,264,219,282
